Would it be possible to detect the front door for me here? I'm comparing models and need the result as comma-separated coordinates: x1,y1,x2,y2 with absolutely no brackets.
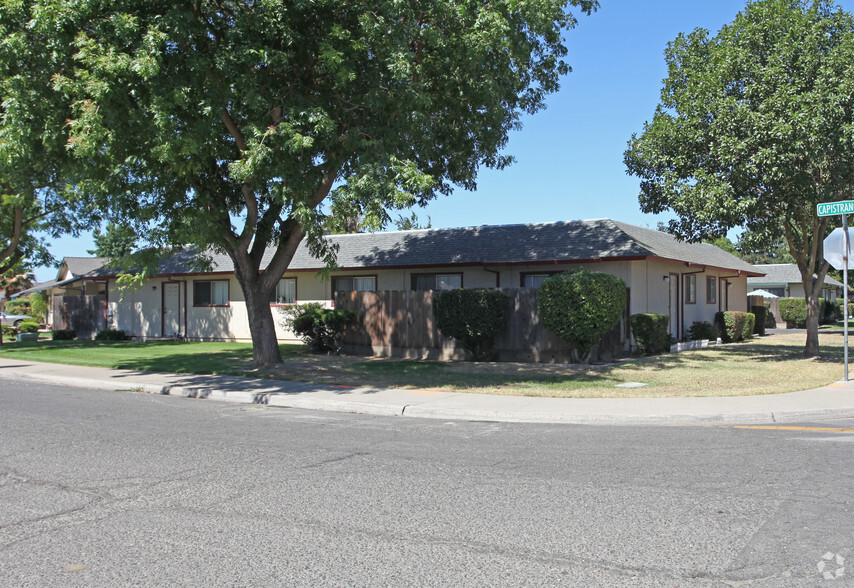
163,282,181,337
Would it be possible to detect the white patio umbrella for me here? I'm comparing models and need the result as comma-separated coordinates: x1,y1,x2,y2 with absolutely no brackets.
748,289,780,298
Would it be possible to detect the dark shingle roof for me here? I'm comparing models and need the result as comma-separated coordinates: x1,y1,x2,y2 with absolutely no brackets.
748,264,843,287
284,218,761,274
62,257,116,278
64,218,763,277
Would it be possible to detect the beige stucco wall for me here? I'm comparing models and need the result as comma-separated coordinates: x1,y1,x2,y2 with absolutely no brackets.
56,259,751,343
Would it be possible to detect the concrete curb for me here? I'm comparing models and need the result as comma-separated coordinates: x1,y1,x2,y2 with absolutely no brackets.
3,365,854,425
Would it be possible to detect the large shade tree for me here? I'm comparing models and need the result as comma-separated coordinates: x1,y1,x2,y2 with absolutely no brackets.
624,0,854,357
0,2,98,276
51,0,598,367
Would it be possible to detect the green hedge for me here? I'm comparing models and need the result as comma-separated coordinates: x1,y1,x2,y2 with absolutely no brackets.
778,297,836,327
750,306,767,335
778,298,807,328
839,301,854,319
94,328,129,341
538,269,627,362
17,320,40,333
433,288,511,361
742,313,755,340
714,311,747,343
630,314,670,355
687,320,717,341
820,298,837,324
51,329,76,340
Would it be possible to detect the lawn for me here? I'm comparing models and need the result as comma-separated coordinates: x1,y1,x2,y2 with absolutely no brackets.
0,333,846,398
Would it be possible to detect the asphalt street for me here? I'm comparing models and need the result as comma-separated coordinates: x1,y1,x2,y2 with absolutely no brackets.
1,378,853,586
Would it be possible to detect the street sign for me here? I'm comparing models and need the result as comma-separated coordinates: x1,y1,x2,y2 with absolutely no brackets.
824,227,854,270
818,200,854,216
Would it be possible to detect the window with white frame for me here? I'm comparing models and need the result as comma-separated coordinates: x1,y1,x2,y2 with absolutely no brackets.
270,278,296,305
193,280,229,306
332,276,376,292
411,273,462,291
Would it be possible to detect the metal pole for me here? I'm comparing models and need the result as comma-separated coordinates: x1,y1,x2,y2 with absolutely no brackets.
844,214,850,381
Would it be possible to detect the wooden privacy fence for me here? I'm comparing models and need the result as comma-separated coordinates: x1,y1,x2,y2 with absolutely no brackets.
333,288,630,362
53,295,106,339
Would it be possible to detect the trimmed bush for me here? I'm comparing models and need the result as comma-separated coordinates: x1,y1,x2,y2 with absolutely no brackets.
778,297,808,328
687,320,717,341
51,329,77,340
742,313,755,340
17,320,40,333
839,301,854,319
1,325,16,338
285,303,357,354
538,269,627,363
751,306,767,335
95,328,129,341
433,288,511,361
630,314,670,355
714,311,747,343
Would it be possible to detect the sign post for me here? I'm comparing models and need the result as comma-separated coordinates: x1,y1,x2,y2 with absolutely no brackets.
819,200,854,381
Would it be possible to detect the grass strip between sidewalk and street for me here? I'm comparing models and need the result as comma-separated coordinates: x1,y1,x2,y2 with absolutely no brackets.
0,333,847,398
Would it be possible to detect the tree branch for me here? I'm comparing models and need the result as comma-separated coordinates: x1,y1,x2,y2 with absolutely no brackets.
221,108,248,152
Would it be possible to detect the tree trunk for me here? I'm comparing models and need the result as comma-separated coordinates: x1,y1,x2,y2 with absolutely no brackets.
237,272,282,369
804,291,820,357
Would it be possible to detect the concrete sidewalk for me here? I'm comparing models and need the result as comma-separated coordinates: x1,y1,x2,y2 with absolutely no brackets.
1,356,854,425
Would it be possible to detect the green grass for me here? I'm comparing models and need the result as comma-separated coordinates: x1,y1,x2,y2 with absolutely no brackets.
0,333,847,398
0,339,303,376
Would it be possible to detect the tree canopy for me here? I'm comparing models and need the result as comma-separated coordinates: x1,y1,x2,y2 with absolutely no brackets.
87,222,138,259
624,0,854,356
0,1,98,276
46,0,597,367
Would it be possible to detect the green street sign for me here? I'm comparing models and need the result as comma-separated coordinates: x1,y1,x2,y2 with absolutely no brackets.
817,200,854,216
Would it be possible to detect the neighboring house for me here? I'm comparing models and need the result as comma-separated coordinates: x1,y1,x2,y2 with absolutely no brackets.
747,264,844,302
16,218,763,342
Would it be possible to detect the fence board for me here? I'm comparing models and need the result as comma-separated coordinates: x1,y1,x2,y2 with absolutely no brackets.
335,288,628,362
53,295,106,338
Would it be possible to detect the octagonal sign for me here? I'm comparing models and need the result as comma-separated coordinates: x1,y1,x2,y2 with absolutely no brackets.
824,227,854,270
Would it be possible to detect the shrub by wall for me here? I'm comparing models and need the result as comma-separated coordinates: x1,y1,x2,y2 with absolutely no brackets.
839,302,854,319
751,306,767,335
630,314,670,355
687,320,717,341
285,303,357,354
778,298,808,328
714,311,746,343
51,329,76,340
94,328,129,341
433,288,512,361
538,268,627,362
742,313,755,340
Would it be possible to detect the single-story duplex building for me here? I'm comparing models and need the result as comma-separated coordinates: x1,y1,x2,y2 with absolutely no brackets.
747,264,844,302
19,218,763,344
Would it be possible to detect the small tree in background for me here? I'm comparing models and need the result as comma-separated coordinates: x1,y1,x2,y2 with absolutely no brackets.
433,289,511,361
538,269,627,363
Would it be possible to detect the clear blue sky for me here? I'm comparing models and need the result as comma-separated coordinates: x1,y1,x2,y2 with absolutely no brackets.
32,0,854,282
